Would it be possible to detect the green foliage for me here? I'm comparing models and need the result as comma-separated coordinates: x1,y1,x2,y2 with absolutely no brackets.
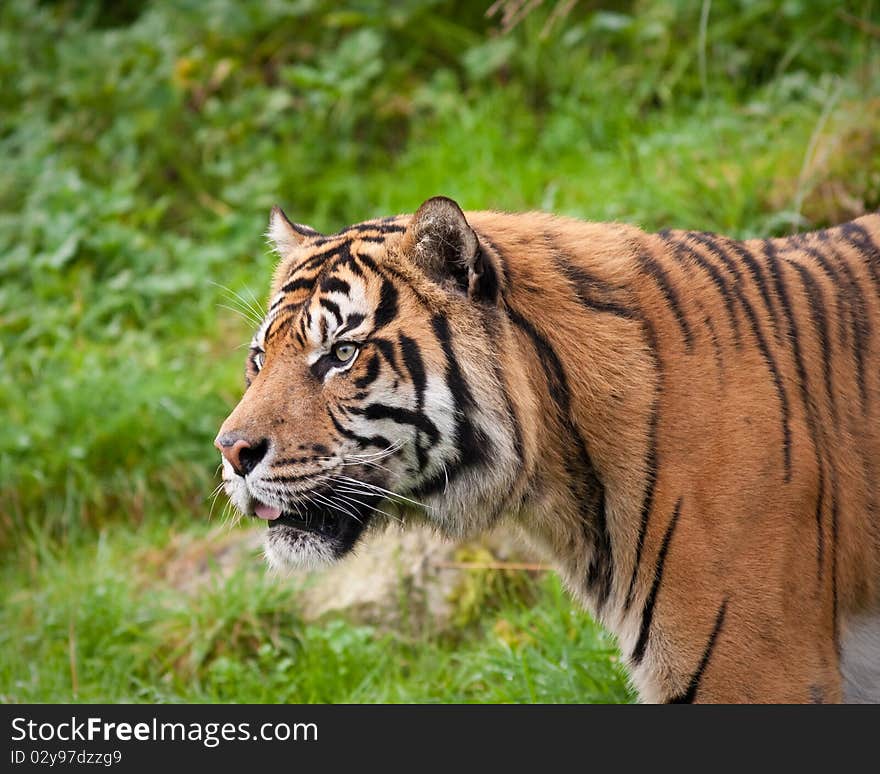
0,519,633,703
446,546,538,631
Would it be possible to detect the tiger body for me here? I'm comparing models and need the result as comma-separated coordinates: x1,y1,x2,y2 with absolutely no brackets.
217,198,880,703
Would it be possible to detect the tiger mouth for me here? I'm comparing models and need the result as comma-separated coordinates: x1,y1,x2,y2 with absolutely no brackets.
268,508,354,539
257,493,382,556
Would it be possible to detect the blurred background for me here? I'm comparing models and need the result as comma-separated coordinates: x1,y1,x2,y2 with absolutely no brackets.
1,0,878,703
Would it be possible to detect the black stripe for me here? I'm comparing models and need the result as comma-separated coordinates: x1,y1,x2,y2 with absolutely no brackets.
373,277,399,330
677,235,793,480
272,454,321,467
372,336,403,377
399,333,429,470
410,316,493,500
480,309,524,470
281,276,316,294
547,239,638,321
286,220,320,238
816,231,872,409
662,234,742,347
723,237,784,342
353,354,381,389
686,231,770,354
631,497,682,665
309,352,337,381
482,234,617,605
584,485,614,609
321,276,351,295
787,260,838,426
349,403,440,445
286,240,352,274
809,239,853,352
328,408,391,451
265,307,297,343
309,223,404,248
781,239,849,346
357,249,436,310
763,239,824,474
430,315,490,468
624,410,659,610
637,248,696,350
271,301,304,318
399,334,427,409
688,231,749,287
264,471,314,484
623,317,661,611
332,247,365,278
770,242,846,592
839,220,880,298
319,297,343,327
333,222,406,237
696,299,724,372
337,312,366,338
776,238,858,420
506,308,572,414
495,362,524,467
667,598,728,703
506,306,614,608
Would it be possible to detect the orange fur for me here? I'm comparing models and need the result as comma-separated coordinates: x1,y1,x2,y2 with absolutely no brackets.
217,201,880,703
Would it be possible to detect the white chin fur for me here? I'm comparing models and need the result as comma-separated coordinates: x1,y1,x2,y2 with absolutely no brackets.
262,528,338,572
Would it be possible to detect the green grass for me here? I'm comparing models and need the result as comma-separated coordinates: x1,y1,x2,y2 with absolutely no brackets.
1,0,878,703
0,516,632,703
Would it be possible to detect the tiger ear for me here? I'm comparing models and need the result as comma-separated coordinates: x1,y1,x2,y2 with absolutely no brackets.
267,205,320,255
404,196,498,302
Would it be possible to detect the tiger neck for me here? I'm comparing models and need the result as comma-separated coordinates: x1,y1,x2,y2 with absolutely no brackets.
488,230,657,634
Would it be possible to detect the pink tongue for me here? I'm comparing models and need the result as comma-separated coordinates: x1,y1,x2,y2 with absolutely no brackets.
254,502,282,521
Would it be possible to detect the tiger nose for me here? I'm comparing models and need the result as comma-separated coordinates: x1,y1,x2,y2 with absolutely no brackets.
214,433,269,477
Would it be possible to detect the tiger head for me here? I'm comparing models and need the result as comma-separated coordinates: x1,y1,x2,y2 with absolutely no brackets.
216,197,531,570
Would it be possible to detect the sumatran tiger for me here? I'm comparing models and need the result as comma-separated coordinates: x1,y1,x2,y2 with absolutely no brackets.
215,196,880,703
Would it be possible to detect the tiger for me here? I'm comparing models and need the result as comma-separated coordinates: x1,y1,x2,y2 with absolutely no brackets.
216,196,880,703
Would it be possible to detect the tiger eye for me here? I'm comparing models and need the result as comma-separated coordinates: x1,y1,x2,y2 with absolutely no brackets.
332,342,358,362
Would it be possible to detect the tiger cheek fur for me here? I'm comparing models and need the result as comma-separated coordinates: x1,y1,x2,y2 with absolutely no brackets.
217,198,880,704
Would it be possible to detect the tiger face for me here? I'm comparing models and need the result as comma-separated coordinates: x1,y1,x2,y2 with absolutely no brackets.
216,197,527,570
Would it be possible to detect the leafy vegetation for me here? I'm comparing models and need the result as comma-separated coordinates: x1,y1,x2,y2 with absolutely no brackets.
1,0,878,702
1,520,631,703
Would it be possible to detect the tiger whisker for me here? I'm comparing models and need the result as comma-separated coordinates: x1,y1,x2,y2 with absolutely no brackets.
345,440,405,461
207,484,227,521
309,490,363,524
242,284,268,317
333,474,431,511
309,454,396,475
210,280,266,324
217,302,263,327
339,458,397,475
333,490,403,525
211,283,264,321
